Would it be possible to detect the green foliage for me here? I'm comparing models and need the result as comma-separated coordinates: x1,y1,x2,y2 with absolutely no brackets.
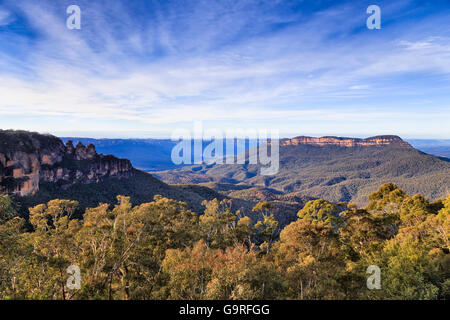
366,183,406,213
254,214,279,253
297,199,340,226
252,201,276,214
0,194,18,223
0,184,448,300
364,239,442,300
199,199,238,249
17,169,227,219
0,130,63,154
273,219,346,299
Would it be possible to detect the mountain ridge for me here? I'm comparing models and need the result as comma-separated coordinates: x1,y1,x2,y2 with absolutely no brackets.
57,136,450,172
279,135,411,148
155,135,450,205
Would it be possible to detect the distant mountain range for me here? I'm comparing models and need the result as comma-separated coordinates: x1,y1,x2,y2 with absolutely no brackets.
60,137,179,171
60,137,450,172
1,130,449,224
407,139,450,158
58,135,450,205
154,135,450,205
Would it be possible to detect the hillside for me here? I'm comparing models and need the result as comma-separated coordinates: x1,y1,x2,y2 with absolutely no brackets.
154,135,450,205
59,137,450,171
17,169,229,217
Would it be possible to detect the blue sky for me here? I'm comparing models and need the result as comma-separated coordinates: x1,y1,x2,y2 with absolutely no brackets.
0,0,449,138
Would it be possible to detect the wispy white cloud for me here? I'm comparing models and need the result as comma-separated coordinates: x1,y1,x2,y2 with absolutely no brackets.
0,0,449,137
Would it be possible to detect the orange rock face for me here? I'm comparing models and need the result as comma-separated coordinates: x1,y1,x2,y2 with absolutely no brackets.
280,135,410,148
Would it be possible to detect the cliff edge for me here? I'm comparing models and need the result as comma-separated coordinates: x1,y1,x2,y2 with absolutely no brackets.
280,135,411,148
0,130,133,196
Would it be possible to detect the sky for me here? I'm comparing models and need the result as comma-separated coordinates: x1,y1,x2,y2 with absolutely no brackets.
0,0,449,139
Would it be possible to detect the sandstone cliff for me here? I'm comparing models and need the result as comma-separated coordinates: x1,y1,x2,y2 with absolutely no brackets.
280,135,411,148
0,130,133,196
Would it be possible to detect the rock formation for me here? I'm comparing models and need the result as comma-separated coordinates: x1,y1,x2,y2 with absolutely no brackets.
280,135,411,148
0,130,133,196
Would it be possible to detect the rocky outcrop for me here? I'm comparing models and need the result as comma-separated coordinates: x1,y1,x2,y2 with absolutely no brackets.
0,130,133,196
280,135,411,148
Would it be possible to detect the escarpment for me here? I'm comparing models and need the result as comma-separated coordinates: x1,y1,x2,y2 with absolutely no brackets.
280,135,411,148
0,130,133,196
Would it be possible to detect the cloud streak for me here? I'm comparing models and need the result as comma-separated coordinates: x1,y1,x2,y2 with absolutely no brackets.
0,0,449,137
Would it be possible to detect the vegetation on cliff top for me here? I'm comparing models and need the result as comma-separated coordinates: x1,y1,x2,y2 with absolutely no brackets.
0,130,63,154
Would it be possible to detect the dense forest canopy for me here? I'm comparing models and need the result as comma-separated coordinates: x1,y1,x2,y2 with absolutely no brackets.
0,183,448,300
